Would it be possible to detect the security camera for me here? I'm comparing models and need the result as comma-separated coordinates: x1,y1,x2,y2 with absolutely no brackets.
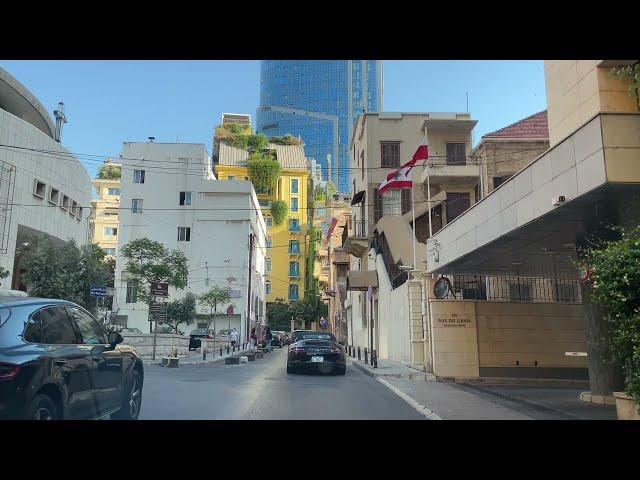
552,195,566,206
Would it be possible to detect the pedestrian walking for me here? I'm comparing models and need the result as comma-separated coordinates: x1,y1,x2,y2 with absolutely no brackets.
265,326,273,352
250,327,257,350
230,328,238,347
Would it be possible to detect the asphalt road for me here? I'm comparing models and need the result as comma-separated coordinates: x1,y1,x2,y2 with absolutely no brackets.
138,347,425,420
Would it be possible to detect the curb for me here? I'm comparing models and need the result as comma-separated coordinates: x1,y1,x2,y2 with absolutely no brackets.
376,378,442,420
347,358,426,380
143,349,255,366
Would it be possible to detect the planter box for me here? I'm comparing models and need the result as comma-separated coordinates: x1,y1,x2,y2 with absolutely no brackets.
225,356,240,365
614,392,640,420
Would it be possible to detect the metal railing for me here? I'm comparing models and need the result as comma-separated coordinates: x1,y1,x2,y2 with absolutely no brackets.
436,274,582,303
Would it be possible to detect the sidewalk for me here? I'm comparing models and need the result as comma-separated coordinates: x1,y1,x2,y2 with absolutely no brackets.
348,357,616,420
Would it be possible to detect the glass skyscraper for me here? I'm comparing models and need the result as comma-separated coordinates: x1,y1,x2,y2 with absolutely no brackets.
256,61,383,193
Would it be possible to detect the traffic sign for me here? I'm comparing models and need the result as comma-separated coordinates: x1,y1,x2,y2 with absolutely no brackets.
90,285,107,298
149,301,168,322
151,282,168,297
319,316,328,329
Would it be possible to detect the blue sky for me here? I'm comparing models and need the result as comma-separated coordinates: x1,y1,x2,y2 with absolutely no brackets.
0,60,546,178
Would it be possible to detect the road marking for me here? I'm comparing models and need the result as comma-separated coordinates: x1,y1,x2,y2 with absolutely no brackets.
377,378,442,420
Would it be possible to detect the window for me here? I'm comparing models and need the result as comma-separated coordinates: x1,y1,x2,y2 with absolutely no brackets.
103,248,116,256
107,188,120,195
288,283,299,300
291,178,299,193
381,142,400,168
132,199,143,213
178,227,191,242
360,151,364,179
493,175,512,189
133,169,145,183
289,261,300,277
68,306,107,344
33,179,46,199
126,281,138,303
290,197,299,212
179,192,192,206
266,282,272,295
266,216,273,227
40,307,79,345
445,192,471,223
289,239,300,253
23,312,43,343
71,201,79,217
446,143,466,165
104,227,118,237
266,258,272,272
228,176,236,180
401,188,411,215
383,189,401,216
266,236,272,248
77,207,83,221
289,218,300,231
48,187,59,205
60,194,70,211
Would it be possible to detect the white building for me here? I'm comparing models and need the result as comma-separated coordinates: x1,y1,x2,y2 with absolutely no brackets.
0,67,91,289
113,140,267,342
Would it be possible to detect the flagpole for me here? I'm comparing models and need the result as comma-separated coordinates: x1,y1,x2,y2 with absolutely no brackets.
412,178,417,270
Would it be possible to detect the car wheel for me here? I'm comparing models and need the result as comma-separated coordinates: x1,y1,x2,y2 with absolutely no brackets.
335,366,346,376
112,369,142,420
29,393,59,420
286,363,294,374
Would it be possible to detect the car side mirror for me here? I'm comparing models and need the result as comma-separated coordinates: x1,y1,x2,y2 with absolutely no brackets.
108,331,124,347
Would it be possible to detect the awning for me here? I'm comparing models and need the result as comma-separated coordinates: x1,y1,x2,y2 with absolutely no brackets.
346,270,378,291
351,190,366,205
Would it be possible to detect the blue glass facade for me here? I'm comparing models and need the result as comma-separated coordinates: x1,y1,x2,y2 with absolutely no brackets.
257,61,383,193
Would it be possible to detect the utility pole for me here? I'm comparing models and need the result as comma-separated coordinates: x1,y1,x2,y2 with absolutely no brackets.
246,233,255,343
205,261,209,286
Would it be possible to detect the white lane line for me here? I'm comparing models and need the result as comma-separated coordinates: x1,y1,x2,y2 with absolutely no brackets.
377,377,442,420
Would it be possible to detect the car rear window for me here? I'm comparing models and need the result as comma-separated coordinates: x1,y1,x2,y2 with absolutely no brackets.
301,333,334,340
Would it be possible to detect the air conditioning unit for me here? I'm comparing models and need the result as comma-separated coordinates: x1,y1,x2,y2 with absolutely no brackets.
552,195,566,206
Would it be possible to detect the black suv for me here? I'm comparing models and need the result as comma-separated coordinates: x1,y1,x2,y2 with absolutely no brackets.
0,296,144,420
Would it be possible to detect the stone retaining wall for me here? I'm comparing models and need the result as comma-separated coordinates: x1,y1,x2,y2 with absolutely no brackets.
121,334,190,358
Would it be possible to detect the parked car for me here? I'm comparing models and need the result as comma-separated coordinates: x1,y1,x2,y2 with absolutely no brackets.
287,331,346,375
271,330,286,348
0,296,144,420
188,328,214,350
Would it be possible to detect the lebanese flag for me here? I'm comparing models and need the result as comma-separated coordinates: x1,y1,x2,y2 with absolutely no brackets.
378,143,429,195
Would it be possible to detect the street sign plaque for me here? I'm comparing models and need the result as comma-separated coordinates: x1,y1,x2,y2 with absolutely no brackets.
90,285,107,298
149,301,167,322
151,282,168,297
319,316,328,329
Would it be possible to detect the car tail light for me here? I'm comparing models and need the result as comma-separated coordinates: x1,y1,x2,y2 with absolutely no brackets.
331,347,342,354
290,347,305,354
0,362,21,381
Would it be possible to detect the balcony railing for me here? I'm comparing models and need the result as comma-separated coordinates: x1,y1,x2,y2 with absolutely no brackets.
289,245,301,254
289,223,301,232
288,292,299,300
288,270,300,278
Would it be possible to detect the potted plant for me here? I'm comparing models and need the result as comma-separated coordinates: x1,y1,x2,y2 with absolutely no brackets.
584,225,640,420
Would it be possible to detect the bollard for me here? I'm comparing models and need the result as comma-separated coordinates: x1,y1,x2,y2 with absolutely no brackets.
357,347,361,361
373,349,377,368
233,345,236,353
364,348,368,364
202,348,206,361
220,348,223,357
227,346,230,354
348,345,351,357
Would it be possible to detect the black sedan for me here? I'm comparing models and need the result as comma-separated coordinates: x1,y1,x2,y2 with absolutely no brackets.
0,296,144,420
286,331,346,375
188,328,214,350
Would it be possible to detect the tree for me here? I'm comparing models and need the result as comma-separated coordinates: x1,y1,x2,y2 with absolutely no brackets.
584,225,640,408
267,298,292,330
290,296,318,327
121,238,188,305
97,163,121,180
165,292,197,334
247,151,280,192
0,266,10,287
610,64,640,107
16,234,113,314
199,285,232,332
270,200,288,225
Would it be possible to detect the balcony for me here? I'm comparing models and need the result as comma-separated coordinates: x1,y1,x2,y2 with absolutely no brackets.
341,220,369,258
331,247,350,265
289,223,301,232
288,292,299,301
288,245,301,254
419,157,480,186
288,270,300,278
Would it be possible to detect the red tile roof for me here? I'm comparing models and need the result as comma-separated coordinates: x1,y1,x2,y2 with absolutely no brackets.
483,110,548,139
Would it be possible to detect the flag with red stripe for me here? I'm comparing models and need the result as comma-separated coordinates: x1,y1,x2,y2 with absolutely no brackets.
378,143,428,195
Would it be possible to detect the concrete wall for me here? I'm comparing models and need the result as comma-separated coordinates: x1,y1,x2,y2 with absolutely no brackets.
0,106,92,288
545,60,638,146
121,333,190,359
427,300,588,379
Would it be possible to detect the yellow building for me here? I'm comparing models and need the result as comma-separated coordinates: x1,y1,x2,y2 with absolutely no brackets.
216,140,311,304
90,160,121,258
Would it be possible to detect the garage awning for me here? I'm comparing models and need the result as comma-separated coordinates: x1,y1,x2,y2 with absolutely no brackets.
346,270,378,291
351,190,366,205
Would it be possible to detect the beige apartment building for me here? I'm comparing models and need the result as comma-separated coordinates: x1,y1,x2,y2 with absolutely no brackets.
425,60,640,395
90,160,121,258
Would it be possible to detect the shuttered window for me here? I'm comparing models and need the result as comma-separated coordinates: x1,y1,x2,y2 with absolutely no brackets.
446,143,466,165
381,142,400,168
373,188,383,224
401,188,411,215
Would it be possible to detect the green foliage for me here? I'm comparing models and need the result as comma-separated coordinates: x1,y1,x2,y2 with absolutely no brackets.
17,235,114,313
97,163,121,180
165,292,197,334
121,238,188,304
227,135,250,150
269,134,301,146
0,266,9,284
583,225,640,406
290,296,320,324
270,200,288,226
227,123,243,135
326,180,336,194
247,133,268,151
610,64,640,107
199,285,232,331
248,151,280,192
314,185,327,202
267,298,292,330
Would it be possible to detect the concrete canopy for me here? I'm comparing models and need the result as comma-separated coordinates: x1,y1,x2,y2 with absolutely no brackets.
346,271,378,291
